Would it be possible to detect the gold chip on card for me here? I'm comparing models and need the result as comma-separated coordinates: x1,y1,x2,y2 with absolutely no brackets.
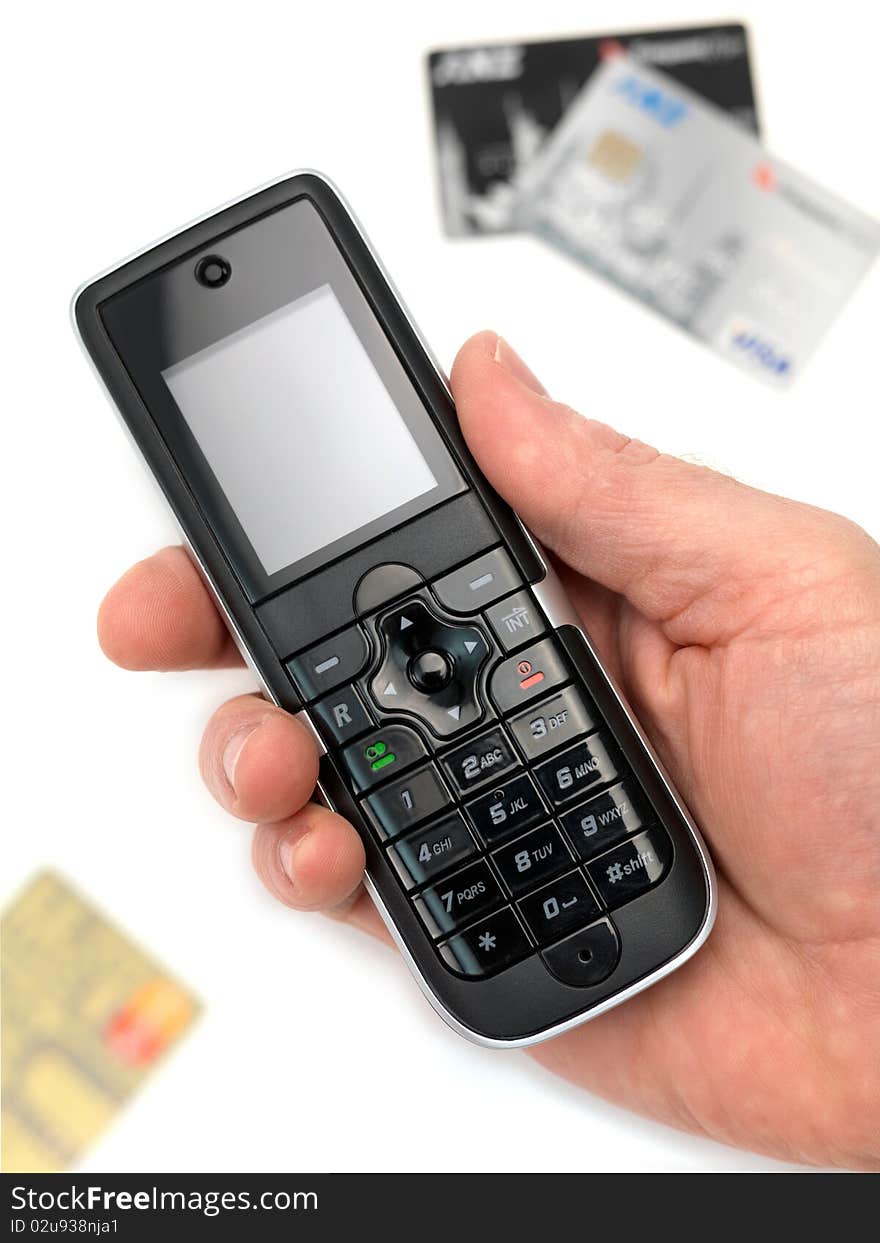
587,129,643,181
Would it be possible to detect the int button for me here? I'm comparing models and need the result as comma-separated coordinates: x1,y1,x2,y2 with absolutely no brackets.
485,591,547,652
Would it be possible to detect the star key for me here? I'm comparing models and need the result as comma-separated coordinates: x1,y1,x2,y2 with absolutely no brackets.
438,908,531,979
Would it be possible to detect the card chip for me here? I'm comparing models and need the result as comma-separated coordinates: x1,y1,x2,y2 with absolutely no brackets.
587,129,643,182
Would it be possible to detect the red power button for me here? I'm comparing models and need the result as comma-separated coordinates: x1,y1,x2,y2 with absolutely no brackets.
517,660,545,691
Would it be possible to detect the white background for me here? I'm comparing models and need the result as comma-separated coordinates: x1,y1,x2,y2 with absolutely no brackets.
3,0,878,1173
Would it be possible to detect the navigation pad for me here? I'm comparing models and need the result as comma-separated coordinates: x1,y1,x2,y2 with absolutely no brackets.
368,598,490,738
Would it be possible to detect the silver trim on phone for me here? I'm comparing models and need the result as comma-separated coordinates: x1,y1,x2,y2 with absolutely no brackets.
73,168,716,1049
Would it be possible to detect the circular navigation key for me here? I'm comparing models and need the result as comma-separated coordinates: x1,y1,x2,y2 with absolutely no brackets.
408,649,454,693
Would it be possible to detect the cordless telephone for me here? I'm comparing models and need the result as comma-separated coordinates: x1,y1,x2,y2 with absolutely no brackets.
74,172,715,1045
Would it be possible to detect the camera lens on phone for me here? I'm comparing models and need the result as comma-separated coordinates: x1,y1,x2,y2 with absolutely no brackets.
195,255,231,288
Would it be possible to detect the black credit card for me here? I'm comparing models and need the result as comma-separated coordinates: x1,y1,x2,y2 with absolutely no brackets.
427,24,759,236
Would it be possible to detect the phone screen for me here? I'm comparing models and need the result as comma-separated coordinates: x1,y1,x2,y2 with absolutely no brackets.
163,283,439,576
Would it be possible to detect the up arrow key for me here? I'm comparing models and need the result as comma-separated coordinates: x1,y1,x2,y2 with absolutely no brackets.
383,681,398,697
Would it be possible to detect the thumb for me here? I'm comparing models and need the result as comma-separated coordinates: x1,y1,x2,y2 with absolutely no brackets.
450,331,856,645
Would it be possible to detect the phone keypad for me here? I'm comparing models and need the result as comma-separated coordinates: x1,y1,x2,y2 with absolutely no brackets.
586,829,673,909
559,782,650,860
296,554,673,983
439,907,532,978
534,735,619,805
509,685,596,760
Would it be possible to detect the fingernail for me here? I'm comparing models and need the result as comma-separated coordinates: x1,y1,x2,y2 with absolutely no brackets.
222,726,257,792
278,832,302,886
493,336,548,395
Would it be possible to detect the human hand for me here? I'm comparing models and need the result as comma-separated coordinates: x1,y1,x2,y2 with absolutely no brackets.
98,332,880,1170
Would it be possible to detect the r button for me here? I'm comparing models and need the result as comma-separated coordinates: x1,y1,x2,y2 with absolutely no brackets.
312,686,373,746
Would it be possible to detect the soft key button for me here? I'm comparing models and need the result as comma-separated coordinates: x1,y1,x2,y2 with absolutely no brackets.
286,625,370,701
432,548,521,613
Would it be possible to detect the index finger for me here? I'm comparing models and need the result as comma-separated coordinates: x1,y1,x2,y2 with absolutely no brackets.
98,545,243,671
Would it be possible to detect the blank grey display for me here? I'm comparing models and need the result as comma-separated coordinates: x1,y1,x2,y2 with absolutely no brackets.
162,283,438,575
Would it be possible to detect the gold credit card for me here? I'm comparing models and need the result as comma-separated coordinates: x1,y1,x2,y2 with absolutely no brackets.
1,871,201,1172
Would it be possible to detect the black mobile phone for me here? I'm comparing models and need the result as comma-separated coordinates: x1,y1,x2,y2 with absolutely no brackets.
74,172,715,1046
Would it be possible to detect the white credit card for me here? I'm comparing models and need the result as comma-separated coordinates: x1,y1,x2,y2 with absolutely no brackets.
514,54,880,385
